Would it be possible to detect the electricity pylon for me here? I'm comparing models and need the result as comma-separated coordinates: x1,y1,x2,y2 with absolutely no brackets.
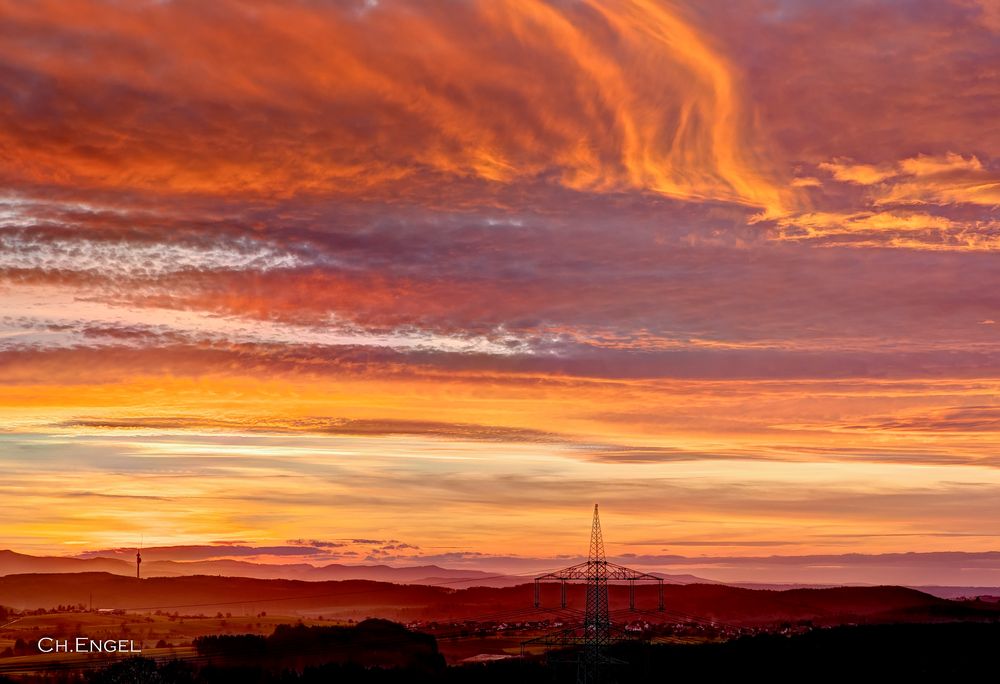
522,504,664,684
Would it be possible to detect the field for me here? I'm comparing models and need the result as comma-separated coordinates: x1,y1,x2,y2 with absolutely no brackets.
0,611,351,676
0,610,570,673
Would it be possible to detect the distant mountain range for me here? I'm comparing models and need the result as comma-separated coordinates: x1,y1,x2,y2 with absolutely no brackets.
0,550,512,586
2,550,998,599
0,549,708,588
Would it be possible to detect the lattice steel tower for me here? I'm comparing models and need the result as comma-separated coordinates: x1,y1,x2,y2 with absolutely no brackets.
523,504,664,684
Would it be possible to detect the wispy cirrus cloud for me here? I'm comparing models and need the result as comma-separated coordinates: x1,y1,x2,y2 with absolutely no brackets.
773,153,1000,249
0,0,795,213
817,153,1000,208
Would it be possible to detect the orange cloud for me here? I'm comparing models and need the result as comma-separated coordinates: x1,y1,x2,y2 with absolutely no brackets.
779,152,1000,248
0,0,794,214
878,153,1000,207
818,160,897,185
817,153,1000,207
772,210,1000,250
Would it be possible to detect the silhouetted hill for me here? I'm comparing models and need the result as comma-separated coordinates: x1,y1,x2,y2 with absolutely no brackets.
194,619,444,671
0,573,454,619
733,581,1000,600
2,573,998,626
657,583,955,625
0,549,712,587
608,622,1000,682
63,622,1000,682
0,550,519,585
0,550,132,576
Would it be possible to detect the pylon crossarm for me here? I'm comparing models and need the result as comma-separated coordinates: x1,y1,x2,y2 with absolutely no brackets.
535,560,662,583
535,561,590,581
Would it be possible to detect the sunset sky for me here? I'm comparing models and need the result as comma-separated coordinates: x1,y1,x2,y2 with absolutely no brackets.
2,0,1000,584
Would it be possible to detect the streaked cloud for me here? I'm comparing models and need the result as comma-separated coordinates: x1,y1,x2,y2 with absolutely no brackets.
818,160,898,186
818,153,1000,208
